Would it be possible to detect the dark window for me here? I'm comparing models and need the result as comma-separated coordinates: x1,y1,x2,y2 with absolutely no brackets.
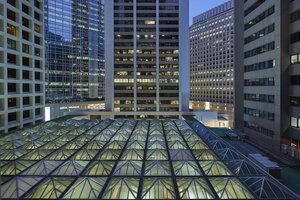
23,57,30,67
244,6,275,30
8,83,17,93
291,75,300,85
245,0,266,16
35,72,41,80
35,60,41,68
7,53,17,64
7,68,17,78
23,110,30,118
35,108,41,115
23,70,30,79
7,9,16,21
8,98,17,107
22,4,29,15
8,112,17,122
23,84,30,92
7,0,17,6
22,30,30,40
23,97,30,105
35,96,41,104
245,77,274,86
35,84,41,92
291,9,300,23
34,36,41,45
290,96,300,106
22,17,29,28
34,12,41,21
245,60,274,72
7,39,17,50
291,31,300,44
34,0,41,8
244,42,274,58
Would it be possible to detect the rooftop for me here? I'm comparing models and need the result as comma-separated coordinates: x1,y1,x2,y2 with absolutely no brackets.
0,118,298,199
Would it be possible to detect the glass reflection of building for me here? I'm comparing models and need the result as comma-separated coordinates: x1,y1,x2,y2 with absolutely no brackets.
45,0,104,103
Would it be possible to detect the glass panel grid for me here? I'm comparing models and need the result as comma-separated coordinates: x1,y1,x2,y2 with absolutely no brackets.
0,118,297,199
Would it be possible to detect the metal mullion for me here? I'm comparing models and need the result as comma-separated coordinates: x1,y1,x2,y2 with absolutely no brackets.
173,121,220,199
161,120,181,200
57,120,125,200
136,120,150,199
75,121,127,177
18,120,113,199
187,121,260,199
97,120,140,200
12,120,82,151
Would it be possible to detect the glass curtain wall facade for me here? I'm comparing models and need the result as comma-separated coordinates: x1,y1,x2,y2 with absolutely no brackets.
0,0,45,134
105,0,190,115
0,118,297,199
45,0,104,103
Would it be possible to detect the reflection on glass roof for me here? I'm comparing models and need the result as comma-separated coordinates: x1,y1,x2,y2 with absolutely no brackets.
0,118,297,199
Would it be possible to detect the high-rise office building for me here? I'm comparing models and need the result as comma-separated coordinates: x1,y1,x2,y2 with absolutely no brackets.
105,0,189,117
235,0,300,161
190,0,234,127
0,0,45,134
44,0,104,103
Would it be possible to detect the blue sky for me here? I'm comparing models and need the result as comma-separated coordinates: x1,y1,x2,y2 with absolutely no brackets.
189,0,228,25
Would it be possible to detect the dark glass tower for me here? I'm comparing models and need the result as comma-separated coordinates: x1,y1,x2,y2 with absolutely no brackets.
44,0,104,103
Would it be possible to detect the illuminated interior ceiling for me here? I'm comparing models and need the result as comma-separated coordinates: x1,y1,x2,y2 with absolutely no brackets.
0,118,297,199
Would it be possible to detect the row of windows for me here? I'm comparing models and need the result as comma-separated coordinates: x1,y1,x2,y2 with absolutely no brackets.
291,31,300,44
291,54,300,64
244,60,274,72
244,121,274,137
6,53,43,68
7,68,42,80
291,117,300,129
291,75,300,85
244,42,274,58
8,96,42,107
7,108,42,122
244,24,274,44
244,107,275,121
290,96,300,107
244,6,274,30
6,83,42,93
7,0,42,10
244,77,274,86
291,8,300,23
244,0,266,16
244,93,274,103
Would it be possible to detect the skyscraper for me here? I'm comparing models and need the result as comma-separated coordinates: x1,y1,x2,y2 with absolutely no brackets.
105,0,189,117
0,0,45,134
190,0,234,127
234,0,300,161
44,0,104,103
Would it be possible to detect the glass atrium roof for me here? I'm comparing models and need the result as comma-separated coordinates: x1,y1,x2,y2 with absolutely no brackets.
0,118,298,199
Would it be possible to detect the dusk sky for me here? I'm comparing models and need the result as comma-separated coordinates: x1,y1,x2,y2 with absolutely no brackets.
189,0,228,25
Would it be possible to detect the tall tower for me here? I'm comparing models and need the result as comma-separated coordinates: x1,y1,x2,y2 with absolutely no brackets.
105,0,189,117
0,0,45,134
44,0,104,103
234,0,300,162
190,0,234,127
